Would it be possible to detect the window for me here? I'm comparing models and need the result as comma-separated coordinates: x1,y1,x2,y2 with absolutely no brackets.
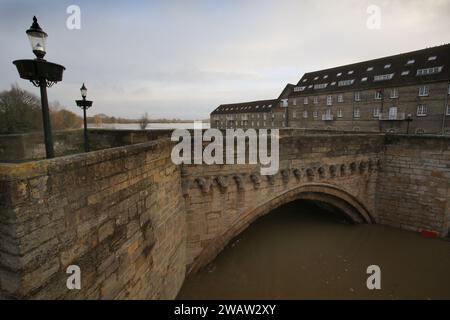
313,97,319,104
327,95,333,106
418,86,429,97
338,79,355,87
417,104,427,116
348,70,354,75
384,64,391,69
337,109,343,118
314,76,319,80
361,77,368,82
293,99,297,106
281,99,288,107
338,94,344,103
323,75,328,79
446,105,450,116
428,56,437,61
308,85,313,89
303,110,308,118
314,83,328,90
401,71,410,76
373,107,380,118
354,92,361,102
304,97,309,105
293,111,297,119
416,66,443,76
353,108,360,118
313,110,319,119
294,86,306,92
331,81,336,86
389,107,398,120
337,72,342,77
390,88,399,99
406,59,415,65
448,84,450,94
374,73,395,81
367,67,374,71
303,79,308,83
375,91,383,100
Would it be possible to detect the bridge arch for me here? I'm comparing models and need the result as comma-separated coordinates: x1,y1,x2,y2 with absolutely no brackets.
189,183,374,273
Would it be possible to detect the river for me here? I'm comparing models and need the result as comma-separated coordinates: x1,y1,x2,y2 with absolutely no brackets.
87,122,210,130
177,201,450,300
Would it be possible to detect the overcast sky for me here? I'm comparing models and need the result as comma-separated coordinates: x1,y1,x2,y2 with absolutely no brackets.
1,0,449,119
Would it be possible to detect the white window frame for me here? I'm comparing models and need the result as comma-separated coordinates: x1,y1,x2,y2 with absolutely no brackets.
390,88,399,99
417,105,427,117
375,91,383,100
418,86,429,97
388,107,398,120
304,97,309,105
446,105,450,116
313,97,319,104
337,109,343,118
353,107,360,118
337,94,344,103
313,110,319,119
354,92,361,102
303,110,308,118
326,95,333,106
373,107,380,118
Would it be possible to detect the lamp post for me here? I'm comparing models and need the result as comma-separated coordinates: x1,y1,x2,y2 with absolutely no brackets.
76,83,93,152
406,114,413,134
12,16,66,159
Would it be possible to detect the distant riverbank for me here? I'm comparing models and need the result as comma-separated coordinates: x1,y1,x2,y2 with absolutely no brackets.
87,122,210,130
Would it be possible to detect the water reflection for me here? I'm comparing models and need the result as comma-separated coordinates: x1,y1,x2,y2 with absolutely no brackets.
178,201,450,300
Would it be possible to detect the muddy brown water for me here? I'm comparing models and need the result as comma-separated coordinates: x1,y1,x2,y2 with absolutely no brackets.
177,201,450,300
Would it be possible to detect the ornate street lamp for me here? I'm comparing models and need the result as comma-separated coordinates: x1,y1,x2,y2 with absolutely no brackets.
12,16,66,159
76,83,93,152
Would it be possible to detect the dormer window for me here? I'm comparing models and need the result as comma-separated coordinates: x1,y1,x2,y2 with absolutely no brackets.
303,79,308,83
331,82,336,86
361,77,368,82
401,71,410,76
314,76,319,80
384,64,391,69
337,72,342,77
406,60,415,65
323,75,328,79
367,67,374,71
348,70,354,75
428,56,437,61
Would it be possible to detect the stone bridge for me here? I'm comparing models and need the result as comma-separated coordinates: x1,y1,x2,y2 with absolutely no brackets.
0,132,449,299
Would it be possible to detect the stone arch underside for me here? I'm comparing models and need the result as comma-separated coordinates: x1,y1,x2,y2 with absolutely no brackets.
188,183,374,273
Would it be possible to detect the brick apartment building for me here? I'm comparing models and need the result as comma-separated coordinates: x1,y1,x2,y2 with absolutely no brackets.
211,44,450,134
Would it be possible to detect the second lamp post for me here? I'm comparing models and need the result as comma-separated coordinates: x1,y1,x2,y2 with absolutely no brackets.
76,83,93,152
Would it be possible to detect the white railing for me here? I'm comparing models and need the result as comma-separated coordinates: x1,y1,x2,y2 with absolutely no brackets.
322,115,334,121
379,112,406,121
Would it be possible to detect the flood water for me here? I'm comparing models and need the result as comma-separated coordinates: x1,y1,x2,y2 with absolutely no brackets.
177,201,450,300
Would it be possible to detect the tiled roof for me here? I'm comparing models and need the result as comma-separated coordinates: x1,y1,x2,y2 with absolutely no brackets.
290,44,450,97
211,99,278,115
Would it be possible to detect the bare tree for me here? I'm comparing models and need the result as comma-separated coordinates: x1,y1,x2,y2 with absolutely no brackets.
139,112,150,130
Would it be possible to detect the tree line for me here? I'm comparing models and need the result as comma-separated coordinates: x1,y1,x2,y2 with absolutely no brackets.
0,85,82,134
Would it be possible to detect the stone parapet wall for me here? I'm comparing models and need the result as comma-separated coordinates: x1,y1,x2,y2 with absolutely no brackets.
376,135,450,236
0,138,185,299
0,129,173,163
